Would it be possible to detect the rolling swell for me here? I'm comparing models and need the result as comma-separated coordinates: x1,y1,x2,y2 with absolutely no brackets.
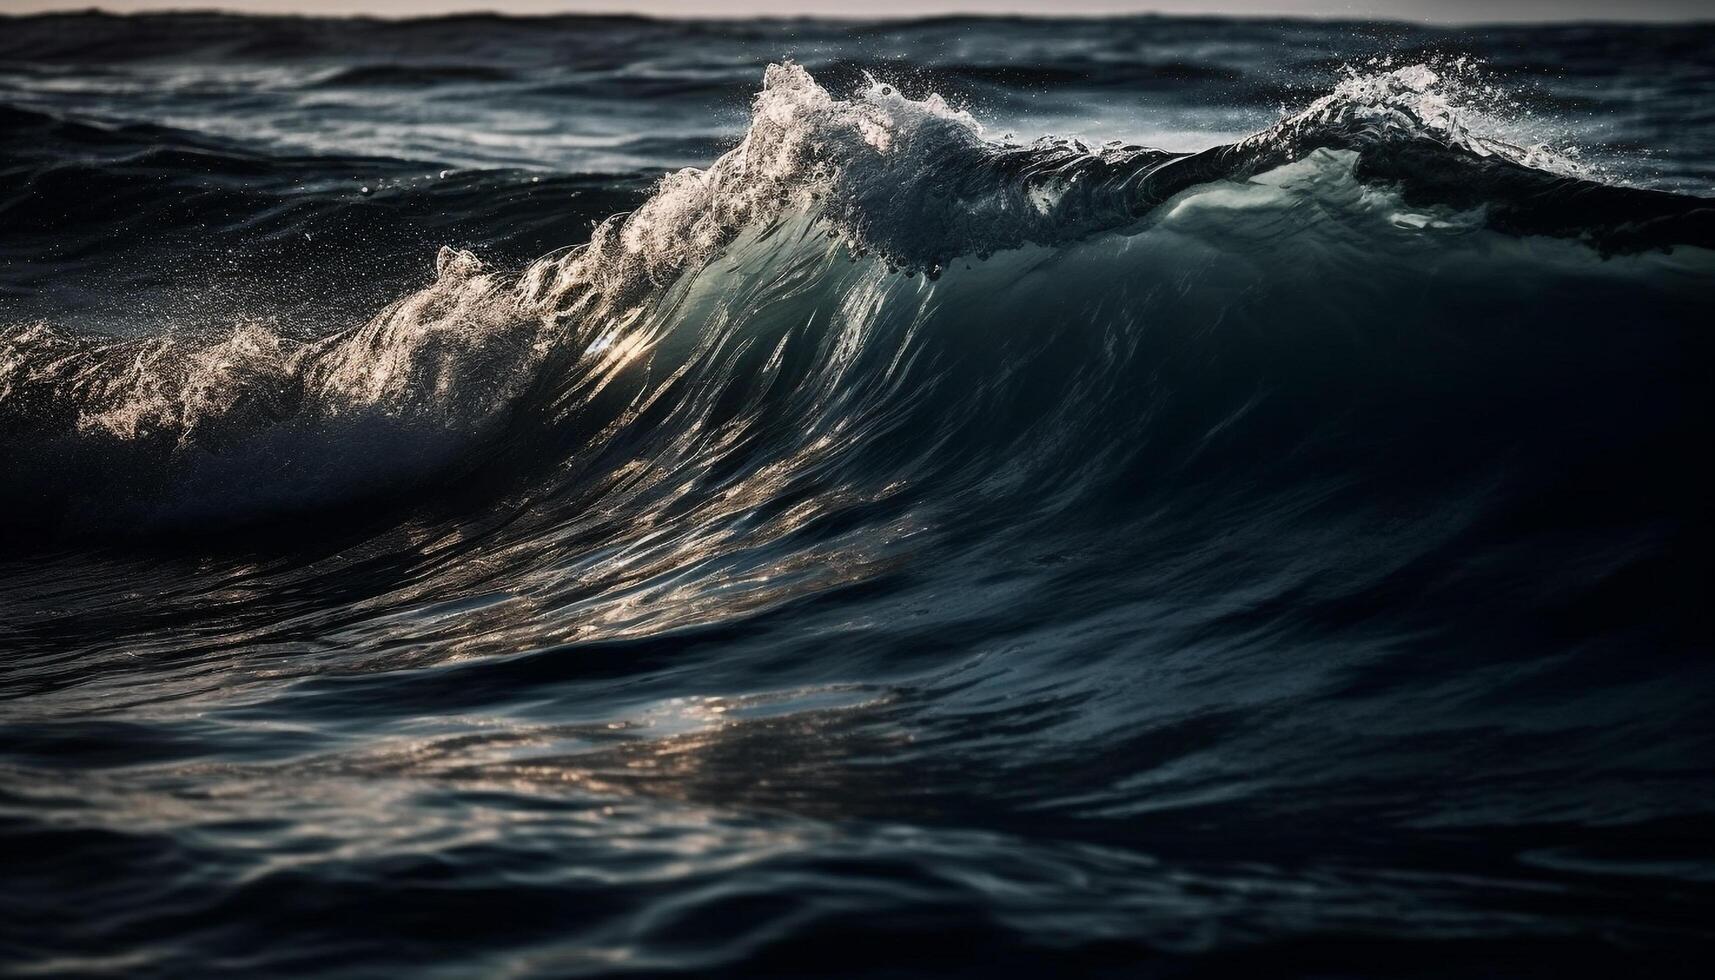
2,50,1713,977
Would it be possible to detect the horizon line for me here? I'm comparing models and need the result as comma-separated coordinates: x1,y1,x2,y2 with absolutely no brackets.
9,5,1715,27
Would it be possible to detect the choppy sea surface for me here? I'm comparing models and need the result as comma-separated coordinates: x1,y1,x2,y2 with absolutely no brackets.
2,12,1713,977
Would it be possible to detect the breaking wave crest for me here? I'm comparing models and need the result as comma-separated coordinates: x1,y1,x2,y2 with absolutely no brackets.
2,62,1711,537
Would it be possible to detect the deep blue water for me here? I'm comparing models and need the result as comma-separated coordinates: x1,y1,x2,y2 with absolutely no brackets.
1,12,1713,977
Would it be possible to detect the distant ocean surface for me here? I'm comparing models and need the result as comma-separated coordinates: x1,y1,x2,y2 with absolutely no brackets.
2,12,1712,977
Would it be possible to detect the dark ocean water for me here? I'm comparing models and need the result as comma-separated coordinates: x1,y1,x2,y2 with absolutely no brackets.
2,12,1713,977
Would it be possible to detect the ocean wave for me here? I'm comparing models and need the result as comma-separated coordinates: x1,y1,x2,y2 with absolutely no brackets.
1,62,1711,540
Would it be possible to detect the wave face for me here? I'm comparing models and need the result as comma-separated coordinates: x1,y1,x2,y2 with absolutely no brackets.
3,14,1714,979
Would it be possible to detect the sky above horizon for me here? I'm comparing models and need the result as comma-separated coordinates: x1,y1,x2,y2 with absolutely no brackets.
6,1,1712,24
